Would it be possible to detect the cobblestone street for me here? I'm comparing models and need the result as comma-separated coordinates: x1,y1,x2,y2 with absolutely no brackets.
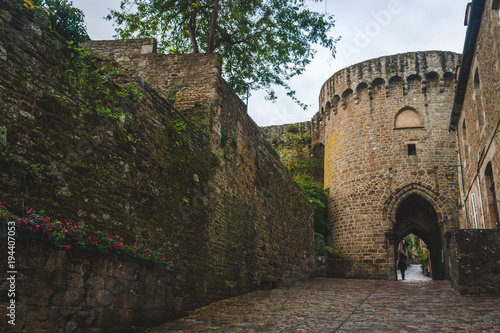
150,272,500,332
397,264,432,281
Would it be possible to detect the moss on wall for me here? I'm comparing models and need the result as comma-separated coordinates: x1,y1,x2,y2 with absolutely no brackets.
0,2,314,329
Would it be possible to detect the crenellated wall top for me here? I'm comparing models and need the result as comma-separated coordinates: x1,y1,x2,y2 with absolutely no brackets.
319,51,461,111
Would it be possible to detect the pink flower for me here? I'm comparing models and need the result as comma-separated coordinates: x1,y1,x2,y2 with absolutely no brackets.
65,245,71,250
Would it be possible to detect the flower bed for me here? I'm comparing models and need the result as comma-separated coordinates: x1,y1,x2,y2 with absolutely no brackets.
0,206,167,266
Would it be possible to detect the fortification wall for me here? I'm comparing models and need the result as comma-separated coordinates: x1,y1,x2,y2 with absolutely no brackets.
85,36,315,286
0,0,313,331
314,51,462,278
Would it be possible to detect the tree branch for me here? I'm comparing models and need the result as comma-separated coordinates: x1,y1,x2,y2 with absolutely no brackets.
207,0,219,53
187,7,199,54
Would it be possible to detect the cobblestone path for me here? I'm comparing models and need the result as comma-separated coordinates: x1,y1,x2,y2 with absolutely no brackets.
397,264,432,281
150,277,500,332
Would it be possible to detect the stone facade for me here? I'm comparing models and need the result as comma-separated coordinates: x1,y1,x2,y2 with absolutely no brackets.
0,0,313,331
447,0,500,294
313,51,462,279
450,0,500,230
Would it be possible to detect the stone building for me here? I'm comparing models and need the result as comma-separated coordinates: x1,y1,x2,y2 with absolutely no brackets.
446,0,500,294
450,0,500,230
263,0,500,289
311,51,462,280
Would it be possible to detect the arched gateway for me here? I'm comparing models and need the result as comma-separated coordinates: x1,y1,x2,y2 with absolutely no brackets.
313,51,461,279
383,183,451,280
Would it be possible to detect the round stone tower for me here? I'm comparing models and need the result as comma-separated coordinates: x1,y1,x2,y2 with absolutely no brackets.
313,51,462,280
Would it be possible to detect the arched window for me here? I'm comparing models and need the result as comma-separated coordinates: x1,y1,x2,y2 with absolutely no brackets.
485,162,499,228
470,193,479,229
425,72,439,92
474,68,485,128
394,107,423,129
325,102,331,116
407,74,422,93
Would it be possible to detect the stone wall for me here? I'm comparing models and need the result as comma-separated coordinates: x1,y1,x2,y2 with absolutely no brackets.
448,229,500,294
314,51,462,279
85,37,315,287
85,38,157,63
86,41,222,133
0,238,181,332
0,0,313,331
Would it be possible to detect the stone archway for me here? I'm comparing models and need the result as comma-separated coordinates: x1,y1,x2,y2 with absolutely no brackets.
382,183,450,280
394,194,445,280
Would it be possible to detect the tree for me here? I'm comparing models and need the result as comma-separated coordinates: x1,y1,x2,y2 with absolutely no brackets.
107,0,338,107
21,0,87,43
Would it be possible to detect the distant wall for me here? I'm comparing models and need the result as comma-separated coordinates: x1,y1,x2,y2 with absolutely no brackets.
86,38,157,62
0,0,313,331
261,122,324,183
87,41,222,133
448,229,500,294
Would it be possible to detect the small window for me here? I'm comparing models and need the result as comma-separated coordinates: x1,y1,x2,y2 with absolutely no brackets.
407,144,417,156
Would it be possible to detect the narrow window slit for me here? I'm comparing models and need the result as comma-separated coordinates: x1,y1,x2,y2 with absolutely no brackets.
408,144,417,156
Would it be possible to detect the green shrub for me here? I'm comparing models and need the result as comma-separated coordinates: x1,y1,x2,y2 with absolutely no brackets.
286,124,300,133
314,232,326,256
324,246,345,259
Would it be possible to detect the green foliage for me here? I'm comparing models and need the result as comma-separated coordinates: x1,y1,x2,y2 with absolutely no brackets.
107,0,339,107
314,232,326,256
166,82,181,105
286,124,299,134
324,246,345,259
172,118,187,135
54,41,143,120
293,174,329,237
20,0,87,42
1,154,54,184
287,157,321,178
406,234,429,267
0,126,6,150
96,107,121,119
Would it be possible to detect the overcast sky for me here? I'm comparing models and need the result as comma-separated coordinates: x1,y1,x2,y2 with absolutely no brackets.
71,0,471,127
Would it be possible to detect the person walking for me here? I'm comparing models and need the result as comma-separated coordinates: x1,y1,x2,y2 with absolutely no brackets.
398,259,407,280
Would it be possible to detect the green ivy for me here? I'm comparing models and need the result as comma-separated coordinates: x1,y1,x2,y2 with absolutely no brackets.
293,174,329,237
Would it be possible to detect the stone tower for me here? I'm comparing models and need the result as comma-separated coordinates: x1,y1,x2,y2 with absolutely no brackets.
313,51,462,279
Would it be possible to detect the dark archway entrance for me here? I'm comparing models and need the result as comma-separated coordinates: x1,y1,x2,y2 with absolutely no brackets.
393,194,445,280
